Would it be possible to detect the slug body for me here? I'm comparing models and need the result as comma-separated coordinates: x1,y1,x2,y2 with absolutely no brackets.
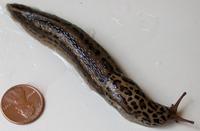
7,4,194,126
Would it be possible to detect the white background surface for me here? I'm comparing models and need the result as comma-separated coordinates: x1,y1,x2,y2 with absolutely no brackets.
0,0,200,131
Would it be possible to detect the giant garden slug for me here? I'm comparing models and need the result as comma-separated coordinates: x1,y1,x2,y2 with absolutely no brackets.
7,3,194,127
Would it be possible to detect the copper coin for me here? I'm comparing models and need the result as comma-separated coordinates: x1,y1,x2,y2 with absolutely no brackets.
1,84,44,124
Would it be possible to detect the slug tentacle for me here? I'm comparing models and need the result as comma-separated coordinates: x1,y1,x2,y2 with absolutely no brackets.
7,3,194,127
169,92,194,124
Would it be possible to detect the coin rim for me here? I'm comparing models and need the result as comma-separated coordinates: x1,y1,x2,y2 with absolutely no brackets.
0,84,45,125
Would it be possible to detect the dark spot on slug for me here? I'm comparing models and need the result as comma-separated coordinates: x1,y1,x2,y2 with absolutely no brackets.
139,99,146,109
124,100,128,105
127,97,132,102
153,119,160,124
109,96,112,99
53,39,59,44
134,111,142,118
89,45,93,50
142,117,151,123
107,73,111,77
120,85,128,92
129,86,134,90
152,113,158,118
115,67,122,73
47,36,53,41
161,115,166,121
101,57,114,72
136,111,141,114
94,49,100,55
157,111,164,115
78,32,84,40
113,80,121,85
84,39,89,44
127,106,133,112
147,109,153,113
119,86,124,92
143,112,149,118
134,95,140,100
114,71,122,77
148,101,158,111
87,42,94,46
135,89,146,98
131,101,138,110
124,89,132,96
160,107,166,112
72,27,79,33
167,114,171,118
111,75,116,79
106,87,110,92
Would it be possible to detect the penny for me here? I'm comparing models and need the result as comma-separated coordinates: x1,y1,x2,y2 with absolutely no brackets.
1,84,44,125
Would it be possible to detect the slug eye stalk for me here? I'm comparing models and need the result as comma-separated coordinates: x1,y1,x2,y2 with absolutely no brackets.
169,92,194,124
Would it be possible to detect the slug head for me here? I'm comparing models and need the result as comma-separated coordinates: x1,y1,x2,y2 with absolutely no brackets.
169,92,194,124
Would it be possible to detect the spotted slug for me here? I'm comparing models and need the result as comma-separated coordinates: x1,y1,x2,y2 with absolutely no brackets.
7,3,194,127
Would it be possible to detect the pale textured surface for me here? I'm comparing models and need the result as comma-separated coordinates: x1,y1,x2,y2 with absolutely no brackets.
0,0,199,130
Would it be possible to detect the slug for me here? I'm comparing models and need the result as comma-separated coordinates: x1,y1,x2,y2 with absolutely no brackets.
7,3,194,127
